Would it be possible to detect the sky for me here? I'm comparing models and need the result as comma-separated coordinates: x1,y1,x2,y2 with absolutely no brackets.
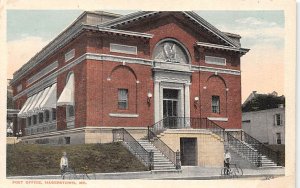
6,10,285,102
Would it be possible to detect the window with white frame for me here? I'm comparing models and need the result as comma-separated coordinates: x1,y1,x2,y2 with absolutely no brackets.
110,43,137,55
205,56,226,66
276,133,282,144
275,113,283,126
212,95,220,113
67,106,75,117
118,89,128,109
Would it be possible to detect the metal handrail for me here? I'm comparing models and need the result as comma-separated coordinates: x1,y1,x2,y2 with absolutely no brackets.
242,131,281,166
112,128,153,169
227,132,259,166
148,129,180,169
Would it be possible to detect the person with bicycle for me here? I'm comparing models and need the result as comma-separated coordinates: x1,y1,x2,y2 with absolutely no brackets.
60,151,69,174
224,149,231,175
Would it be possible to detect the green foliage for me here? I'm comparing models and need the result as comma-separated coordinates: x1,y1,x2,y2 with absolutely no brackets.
7,142,147,176
242,94,285,112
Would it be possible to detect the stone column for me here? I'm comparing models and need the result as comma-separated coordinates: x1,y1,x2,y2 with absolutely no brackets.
184,83,191,128
154,80,160,123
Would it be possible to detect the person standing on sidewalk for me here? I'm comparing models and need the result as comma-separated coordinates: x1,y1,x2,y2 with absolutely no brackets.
60,151,69,174
224,150,231,175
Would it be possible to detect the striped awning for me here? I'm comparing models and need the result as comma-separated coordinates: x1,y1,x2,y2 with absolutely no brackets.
57,73,74,106
17,83,57,118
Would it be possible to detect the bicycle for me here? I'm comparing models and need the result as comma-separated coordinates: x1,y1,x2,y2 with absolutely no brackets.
220,164,243,178
61,167,96,180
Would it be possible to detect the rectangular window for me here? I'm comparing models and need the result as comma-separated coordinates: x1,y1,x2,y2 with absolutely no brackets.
276,133,282,144
67,106,75,117
205,56,226,66
212,96,220,113
38,113,44,124
118,89,128,109
275,114,283,126
65,49,75,62
33,115,37,125
27,117,32,127
110,43,137,55
52,109,57,120
45,110,50,122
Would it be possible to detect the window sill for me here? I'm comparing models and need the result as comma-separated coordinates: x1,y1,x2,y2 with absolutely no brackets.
207,117,228,122
109,113,139,118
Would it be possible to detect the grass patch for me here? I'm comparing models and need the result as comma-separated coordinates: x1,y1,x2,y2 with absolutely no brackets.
7,142,148,176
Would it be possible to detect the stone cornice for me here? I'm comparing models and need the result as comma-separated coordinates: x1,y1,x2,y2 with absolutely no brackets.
11,24,153,86
196,41,250,55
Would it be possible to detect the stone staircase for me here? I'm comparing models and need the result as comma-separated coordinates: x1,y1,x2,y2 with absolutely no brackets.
225,139,280,168
241,141,279,168
137,139,177,171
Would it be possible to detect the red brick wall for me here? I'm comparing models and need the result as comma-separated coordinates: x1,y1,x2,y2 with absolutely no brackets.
86,58,154,127
13,14,243,132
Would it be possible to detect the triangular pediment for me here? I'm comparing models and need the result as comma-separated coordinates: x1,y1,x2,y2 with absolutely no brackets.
100,11,240,48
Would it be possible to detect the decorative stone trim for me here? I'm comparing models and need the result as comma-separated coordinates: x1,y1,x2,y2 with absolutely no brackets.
27,61,58,86
109,113,139,118
192,65,240,75
11,24,153,85
207,117,228,121
196,41,249,54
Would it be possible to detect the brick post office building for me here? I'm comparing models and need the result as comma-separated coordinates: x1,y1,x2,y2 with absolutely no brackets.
11,11,255,168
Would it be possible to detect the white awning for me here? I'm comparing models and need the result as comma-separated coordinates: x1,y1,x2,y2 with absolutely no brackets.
40,83,57,109
18,96,33,118
32,88,48,112
57,74,74,106
24,93,39,117
17,83,57,118
27,91,43,115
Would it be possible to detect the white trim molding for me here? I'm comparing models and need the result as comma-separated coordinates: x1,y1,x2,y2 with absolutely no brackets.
109,113,139,118
192,65,240,75
196,41,249,54
207,117,228,121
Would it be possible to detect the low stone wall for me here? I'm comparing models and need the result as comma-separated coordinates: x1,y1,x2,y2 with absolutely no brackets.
20,127,148,145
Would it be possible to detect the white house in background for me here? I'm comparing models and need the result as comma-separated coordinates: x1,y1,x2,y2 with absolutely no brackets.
242,104,285,145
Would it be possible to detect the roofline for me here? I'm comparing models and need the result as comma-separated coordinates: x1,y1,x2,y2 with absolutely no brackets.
11,24,153,85
183,11,241,48
102,11,242,49
223,32,241,39
196,42,250,54
99,11,159,27
12,11,122,84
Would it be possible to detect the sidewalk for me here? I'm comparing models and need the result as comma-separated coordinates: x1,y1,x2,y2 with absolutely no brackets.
7,166,285,180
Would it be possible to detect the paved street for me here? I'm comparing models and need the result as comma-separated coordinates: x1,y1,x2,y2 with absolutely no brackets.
7,166,284,180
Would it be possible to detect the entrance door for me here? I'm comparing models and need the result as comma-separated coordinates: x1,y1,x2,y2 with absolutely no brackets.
163,89,179,128
180,138,197,166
